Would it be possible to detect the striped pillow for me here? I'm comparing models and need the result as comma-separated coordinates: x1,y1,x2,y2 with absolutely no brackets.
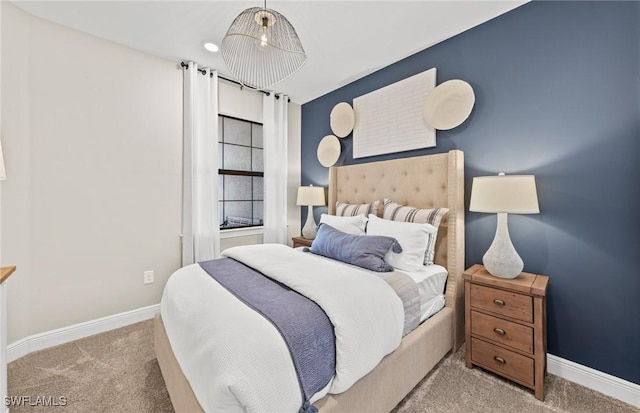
383,199,449,265
335,200,380,217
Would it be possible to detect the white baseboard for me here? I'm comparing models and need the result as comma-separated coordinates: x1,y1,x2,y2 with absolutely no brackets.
548,353,640,408
7,304,160,363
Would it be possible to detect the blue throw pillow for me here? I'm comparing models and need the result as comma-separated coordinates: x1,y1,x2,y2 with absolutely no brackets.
308,224,402,272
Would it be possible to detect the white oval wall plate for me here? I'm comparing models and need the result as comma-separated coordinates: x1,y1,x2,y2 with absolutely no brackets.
317,135,341,167
423,79,475,130
330,102,355,138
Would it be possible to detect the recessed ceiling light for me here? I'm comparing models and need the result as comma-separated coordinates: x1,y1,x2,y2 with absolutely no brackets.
203,42,219,53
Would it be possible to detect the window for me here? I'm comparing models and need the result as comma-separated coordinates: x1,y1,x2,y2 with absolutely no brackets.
218,115,264,230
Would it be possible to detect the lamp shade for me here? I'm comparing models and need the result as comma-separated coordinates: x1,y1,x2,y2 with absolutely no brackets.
221,7,307,90
469,173,539,214
296,186,325,206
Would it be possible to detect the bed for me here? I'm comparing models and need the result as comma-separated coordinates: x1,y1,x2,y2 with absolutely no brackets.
154,149,465,413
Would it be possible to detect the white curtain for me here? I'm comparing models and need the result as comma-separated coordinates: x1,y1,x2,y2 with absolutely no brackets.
182,62,219,265
263,93,289,244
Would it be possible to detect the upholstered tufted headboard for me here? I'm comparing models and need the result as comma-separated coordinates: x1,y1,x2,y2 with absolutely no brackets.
328,150,465,349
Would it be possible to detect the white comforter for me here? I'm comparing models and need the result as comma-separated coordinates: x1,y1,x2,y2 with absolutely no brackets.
160,244,405,413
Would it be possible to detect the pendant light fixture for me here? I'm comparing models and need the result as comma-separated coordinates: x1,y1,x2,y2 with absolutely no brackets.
221,1,307,91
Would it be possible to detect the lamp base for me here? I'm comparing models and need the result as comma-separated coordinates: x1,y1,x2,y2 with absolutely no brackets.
301,206,317,239
483,213,524,279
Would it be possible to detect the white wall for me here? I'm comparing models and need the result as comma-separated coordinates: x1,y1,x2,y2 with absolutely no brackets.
1,3,183,343
219,81,262,124
0,3,302,343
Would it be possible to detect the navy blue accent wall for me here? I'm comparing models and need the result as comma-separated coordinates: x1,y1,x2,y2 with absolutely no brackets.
301,1,640,384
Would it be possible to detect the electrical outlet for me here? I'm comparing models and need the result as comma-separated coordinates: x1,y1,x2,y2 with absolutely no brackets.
144,270,154,285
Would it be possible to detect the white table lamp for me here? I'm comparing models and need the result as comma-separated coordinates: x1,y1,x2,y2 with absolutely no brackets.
296,185,325,239
469,173,539,278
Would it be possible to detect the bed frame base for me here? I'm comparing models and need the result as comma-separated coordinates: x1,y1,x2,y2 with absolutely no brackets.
155,315,204,413
313,308,453,412
155,308,453,413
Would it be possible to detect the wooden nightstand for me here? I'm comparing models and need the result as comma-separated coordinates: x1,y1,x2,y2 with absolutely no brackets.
464,264,549,400
292,236,313,248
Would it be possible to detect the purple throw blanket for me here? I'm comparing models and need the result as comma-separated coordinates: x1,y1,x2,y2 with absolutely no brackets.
199,258,335,413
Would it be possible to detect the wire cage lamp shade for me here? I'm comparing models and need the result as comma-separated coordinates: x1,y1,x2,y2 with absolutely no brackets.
221,6,307,91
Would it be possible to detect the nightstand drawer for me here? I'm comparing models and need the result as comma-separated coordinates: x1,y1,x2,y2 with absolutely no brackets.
470,284,533,323
471,311,533,354
471,337,534,387
292,237,313,248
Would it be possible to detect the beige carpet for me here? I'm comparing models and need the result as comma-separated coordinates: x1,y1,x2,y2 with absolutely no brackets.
8,320,171,413
393,348,638,413
8,319,639,413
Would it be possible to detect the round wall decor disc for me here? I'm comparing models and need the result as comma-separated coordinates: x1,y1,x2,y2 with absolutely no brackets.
317,135,341,167
330,102,355,138
423,79,475,130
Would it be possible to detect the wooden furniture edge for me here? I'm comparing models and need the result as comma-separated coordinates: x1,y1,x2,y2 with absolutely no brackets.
531,274,550,296
533,294,546,400
463,266,548,297
292,236,313,248
463,264,483,279
0,267,16,284
464,278,472,368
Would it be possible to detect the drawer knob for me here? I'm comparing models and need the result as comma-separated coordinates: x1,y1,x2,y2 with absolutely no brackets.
493,328,506,336
494,356,506,365
493,299,506,306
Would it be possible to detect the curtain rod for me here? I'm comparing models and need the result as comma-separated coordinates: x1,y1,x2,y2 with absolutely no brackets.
180,61,289,102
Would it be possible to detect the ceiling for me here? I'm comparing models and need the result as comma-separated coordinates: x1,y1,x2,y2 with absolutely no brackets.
12,1,527,104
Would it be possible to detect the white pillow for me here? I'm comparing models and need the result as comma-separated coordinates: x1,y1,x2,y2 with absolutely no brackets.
366,214,436,271
319,214,368,235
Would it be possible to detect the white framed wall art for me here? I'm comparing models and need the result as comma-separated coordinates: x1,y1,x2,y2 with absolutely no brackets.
353,68,436,158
